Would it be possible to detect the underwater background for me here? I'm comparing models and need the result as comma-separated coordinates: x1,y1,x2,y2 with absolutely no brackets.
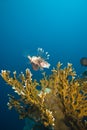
0,0,87,130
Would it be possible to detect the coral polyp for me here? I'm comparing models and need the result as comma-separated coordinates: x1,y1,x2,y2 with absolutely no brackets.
1,62,87,130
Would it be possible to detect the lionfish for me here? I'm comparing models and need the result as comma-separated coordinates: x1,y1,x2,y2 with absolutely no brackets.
28,48,50,71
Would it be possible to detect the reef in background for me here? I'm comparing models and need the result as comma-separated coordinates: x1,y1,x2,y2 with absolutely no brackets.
1,62,87,130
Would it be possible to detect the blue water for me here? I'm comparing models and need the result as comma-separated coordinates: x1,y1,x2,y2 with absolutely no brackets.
0,0,87,130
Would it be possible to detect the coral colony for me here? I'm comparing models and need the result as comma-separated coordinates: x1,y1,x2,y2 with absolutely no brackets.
1,48,87,130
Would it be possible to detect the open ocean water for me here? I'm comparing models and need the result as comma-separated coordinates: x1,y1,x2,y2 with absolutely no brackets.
0,0,87,130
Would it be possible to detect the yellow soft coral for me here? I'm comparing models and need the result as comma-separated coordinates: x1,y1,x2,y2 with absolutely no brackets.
1,62,87,130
